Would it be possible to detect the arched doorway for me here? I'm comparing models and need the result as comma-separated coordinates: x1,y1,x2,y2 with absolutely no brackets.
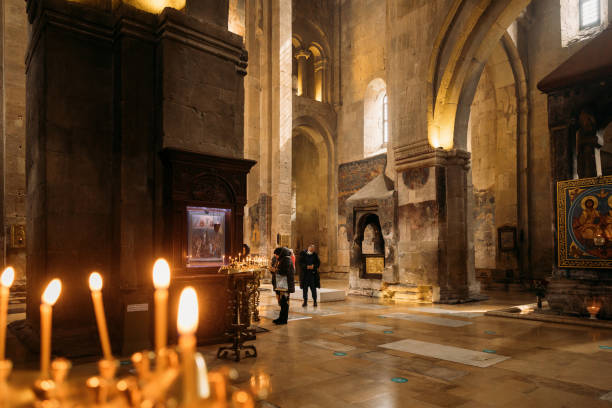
291,117,336,271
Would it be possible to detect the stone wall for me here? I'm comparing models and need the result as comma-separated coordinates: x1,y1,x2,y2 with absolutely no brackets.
1,0,28,285
338,0,387,166
291,133,322,253
469,68,497,271
338,153,386,210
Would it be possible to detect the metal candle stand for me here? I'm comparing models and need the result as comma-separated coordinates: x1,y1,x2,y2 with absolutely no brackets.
217,271,258,362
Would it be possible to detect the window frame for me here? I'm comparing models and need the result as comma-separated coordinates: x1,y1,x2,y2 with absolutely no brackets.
382,93,388,146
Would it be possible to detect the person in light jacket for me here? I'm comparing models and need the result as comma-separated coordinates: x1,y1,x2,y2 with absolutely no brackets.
271,247,295,325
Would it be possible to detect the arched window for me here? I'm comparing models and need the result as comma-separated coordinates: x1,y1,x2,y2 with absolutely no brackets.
580,0,600,29
560,0,608,47
364,78,388,157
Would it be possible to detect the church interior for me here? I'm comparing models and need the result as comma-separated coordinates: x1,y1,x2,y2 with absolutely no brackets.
0,0,612,406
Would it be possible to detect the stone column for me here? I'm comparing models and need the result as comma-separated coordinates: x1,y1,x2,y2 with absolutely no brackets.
270,0,292,248
25,0,115,337
25,0,249,355
294,49,309,97
395,143,474,302
314,57,327,102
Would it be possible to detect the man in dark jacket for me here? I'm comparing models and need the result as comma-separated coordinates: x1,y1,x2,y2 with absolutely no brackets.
299,244,321,307
272,247,295,325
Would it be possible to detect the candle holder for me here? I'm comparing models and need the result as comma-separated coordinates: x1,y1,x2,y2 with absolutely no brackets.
85,358,119,405
32,377,56,402
0,359,12,405
584,296,602,320
587,305,600,319
0,259,272,408
50,357,71,401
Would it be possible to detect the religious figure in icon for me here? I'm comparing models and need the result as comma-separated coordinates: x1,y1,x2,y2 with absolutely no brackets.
573,196,602,242
602,196,612,242
187,207,227,263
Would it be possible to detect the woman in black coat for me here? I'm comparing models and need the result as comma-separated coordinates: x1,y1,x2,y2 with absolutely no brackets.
272,247,295,324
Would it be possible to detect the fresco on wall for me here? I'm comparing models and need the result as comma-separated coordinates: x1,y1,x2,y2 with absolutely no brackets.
557,176,612,268
473,188,496,269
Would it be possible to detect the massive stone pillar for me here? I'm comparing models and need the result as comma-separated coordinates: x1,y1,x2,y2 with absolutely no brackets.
269,0,292,249
25,0,247,355
395,143,474,302
242,0,292,256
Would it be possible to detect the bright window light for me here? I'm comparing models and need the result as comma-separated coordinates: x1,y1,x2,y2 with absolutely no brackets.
382,94,389,145
580,0,600,29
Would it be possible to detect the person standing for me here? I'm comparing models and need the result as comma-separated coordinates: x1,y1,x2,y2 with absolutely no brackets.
271,247,295,325
299,244,320,307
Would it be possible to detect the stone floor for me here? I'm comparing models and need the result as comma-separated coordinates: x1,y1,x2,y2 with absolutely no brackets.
204,283,612,407
6,281,612,407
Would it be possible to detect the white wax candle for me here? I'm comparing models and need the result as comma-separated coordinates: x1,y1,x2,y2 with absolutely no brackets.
0,267,15,360
177,286,199,405
88,272,112,360
40,279,61,378
152,259,171,358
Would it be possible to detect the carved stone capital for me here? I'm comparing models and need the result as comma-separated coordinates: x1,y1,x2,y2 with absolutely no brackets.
294,49,311,60
394,140,470,171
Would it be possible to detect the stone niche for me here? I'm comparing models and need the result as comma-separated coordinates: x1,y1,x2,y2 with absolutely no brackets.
24,0,250,354
345,174,397,297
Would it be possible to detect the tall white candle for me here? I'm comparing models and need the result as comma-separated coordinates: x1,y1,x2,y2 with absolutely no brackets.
177,286,199,405
40,279,61,378
88,272,112,360
152,259,171,358
0,267,15,360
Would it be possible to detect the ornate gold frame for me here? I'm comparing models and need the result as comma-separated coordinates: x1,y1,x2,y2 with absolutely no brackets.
557,175,612,268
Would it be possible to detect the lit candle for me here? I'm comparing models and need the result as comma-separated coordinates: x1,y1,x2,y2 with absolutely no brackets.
0,267,15,360
88,272,112,360
152,259,171,358
232,390,255,408
177,286,198,405
40,279,61,378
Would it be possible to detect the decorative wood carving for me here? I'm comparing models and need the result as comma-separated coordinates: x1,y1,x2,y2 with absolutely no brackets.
161,148,256,275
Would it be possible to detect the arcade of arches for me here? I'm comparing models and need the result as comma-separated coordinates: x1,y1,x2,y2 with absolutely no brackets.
1,0,612,405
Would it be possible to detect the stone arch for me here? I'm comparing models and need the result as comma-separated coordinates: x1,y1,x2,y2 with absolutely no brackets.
292,115,338,270
427,0,532,149
363,78,388,158
307,43,327,101
293,17,332,102
463,33,530,279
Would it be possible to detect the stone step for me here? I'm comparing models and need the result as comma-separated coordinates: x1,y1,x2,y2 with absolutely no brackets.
380,284,433,302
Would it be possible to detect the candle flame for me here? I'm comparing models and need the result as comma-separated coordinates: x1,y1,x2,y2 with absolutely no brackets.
42,279,62,305
177,286,198,335
88,272,103,291
1,267,15,288
153,258,171,289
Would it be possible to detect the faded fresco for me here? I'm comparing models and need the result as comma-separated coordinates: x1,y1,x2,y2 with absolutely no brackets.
473,188,496,269
557,176,612,268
